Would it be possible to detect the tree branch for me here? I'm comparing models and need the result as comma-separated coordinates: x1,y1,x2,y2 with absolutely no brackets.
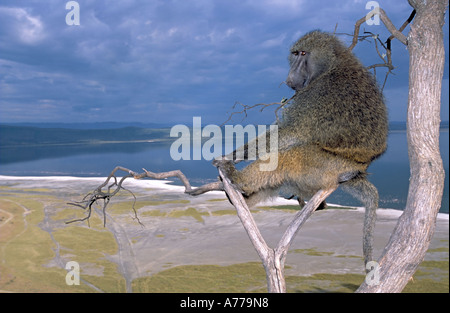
349,8,409,51
343,8,415,91
218,167,271,260
222,94,295,126
66,166,223,225
386,9,416,48
217,163,337,292
275,187,337,258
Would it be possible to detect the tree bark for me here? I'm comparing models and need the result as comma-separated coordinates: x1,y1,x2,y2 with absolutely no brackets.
218,167,337,293
357,0,447,293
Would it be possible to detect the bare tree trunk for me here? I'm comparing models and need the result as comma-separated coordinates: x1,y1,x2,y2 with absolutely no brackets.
357,0,447,293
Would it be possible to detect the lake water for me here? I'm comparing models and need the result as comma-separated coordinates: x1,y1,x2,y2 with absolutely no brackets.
0,130,448,213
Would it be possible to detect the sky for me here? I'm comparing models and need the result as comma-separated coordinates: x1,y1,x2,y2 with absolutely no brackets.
0,0,448,126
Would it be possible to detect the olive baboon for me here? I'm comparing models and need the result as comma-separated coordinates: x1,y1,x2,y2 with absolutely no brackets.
215,30,388,265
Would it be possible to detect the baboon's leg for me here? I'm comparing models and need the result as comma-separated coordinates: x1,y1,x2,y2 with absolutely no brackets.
227,146,354,208
215,147,304,207
218,157,282,207
341,176,379,266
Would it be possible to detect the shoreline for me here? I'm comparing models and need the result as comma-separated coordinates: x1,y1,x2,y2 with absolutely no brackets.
0,174,448,292
1,175,448,220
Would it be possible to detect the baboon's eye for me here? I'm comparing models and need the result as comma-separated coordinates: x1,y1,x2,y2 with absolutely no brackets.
292,51,306,56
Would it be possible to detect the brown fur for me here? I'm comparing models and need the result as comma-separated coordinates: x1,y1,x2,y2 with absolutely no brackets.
228,31,388,205
220,31,388,264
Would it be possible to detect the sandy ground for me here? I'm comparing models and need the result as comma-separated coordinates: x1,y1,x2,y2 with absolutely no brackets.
0,175,448,291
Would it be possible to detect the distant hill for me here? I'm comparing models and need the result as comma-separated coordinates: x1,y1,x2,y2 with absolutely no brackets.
0,125,171,147
2,121,172,129
1,121,448,148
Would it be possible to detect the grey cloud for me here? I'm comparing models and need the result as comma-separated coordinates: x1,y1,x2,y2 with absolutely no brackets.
0,1,448,124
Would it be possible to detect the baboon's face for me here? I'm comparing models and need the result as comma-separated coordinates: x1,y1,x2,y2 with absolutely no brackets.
286,32,337,91
286,49,311,90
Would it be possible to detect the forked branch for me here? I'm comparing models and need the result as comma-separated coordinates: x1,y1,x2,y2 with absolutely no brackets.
339,8,414,90
218,164,337,292
349,7,410,50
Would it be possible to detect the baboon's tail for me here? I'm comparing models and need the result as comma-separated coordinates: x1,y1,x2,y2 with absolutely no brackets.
340,176,379,267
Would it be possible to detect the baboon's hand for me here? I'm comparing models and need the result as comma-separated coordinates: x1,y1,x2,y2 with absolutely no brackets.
212,157,246,195
212,156,233,169
212,157,235,177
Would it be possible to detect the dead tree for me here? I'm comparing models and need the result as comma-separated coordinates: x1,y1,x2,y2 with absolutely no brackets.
356,0,448,293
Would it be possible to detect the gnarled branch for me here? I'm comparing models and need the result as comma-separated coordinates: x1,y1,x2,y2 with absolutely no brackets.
66,166,224,225
349,8,410,50
222,94,295,126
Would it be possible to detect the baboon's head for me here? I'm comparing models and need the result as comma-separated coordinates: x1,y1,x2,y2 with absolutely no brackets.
286,30,347,90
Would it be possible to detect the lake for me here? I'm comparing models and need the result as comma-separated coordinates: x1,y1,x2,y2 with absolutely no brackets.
0,129,448,213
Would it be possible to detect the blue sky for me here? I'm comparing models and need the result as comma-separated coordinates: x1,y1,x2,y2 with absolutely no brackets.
0,0,448,126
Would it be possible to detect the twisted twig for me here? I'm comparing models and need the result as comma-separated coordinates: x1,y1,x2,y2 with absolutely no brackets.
66,166,223,226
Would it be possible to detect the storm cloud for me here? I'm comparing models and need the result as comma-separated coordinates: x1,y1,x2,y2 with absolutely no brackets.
0,1,448,125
